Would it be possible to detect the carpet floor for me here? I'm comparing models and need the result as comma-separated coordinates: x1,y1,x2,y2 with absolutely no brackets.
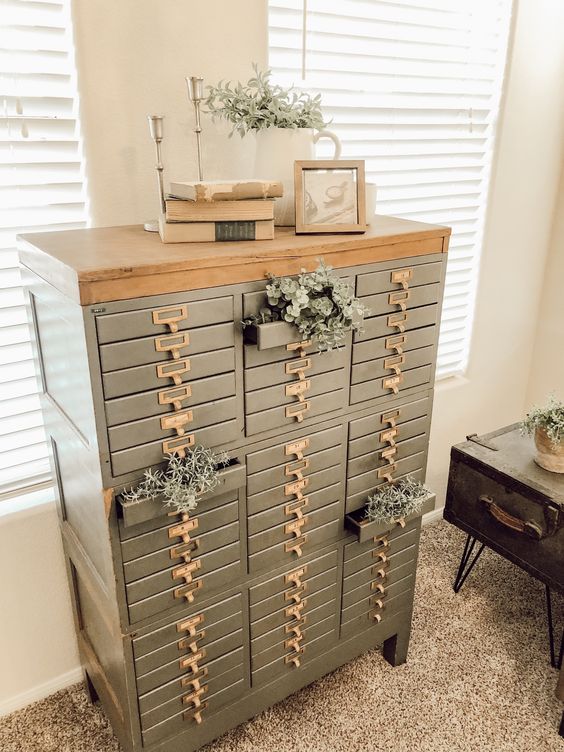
1,521,562,752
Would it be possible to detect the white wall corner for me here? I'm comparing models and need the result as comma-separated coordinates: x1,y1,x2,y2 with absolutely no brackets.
0,667,84,718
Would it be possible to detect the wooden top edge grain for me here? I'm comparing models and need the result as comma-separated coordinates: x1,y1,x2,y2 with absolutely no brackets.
18,215,450,305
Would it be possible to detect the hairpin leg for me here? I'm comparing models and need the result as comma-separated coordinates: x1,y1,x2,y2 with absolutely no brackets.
545,586,563,670
453,534,485,593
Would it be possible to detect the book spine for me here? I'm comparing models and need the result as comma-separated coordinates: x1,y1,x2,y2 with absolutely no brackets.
215,221,256,241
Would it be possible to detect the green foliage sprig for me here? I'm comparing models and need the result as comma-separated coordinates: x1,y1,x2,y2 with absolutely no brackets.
521,395,564,447
205,64,327,137
365,476,429,524
242,260,369,352
121,446,230,515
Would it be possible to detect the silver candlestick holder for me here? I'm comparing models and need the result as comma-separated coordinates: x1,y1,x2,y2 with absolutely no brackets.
144,114,166,233
186,76,204,181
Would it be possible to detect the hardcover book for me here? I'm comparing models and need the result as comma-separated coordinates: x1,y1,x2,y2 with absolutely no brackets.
168,179,283,203
158,216,274,243
164,198,274,223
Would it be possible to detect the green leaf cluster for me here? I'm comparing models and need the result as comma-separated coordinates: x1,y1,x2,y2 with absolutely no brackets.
521,395,564,446
121,445,230,515
243,260,369,352
365,476,429,524
205,64,327,137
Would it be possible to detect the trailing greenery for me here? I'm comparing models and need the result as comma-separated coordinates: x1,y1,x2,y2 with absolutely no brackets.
205,64,327,137
521,395,564,447
242,260,369,352
365,476,429,524
121,446,230,515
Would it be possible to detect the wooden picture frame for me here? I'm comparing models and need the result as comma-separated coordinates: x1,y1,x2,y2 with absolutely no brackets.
294,160,366,234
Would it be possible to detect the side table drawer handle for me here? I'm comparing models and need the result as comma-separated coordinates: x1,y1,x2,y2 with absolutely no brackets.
478,494,543,539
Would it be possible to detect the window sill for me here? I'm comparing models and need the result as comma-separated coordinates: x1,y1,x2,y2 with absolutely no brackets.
0,485,56,523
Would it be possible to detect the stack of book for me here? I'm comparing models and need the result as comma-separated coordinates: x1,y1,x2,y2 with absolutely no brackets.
158,179,284,243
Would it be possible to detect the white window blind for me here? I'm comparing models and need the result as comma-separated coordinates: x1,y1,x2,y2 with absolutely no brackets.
268,0,513,378
0,0,86,499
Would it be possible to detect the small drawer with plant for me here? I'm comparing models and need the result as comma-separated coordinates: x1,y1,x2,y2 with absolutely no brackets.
345,477,436,543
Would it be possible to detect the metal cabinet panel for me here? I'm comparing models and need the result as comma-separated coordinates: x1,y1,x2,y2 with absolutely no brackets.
360,282,440,317
356,260,443,297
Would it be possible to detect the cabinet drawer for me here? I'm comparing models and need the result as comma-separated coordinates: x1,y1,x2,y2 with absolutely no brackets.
345,455,426,513
111,420,240,477
250,567,337,622
246,370,347,414
249,516,342,574
343,535,417,579
248,482,342,536
249,549,338,606
248,443,343,497
105,372,236,426
246,389,345,436
353,326,436,365
247,464,344,516
350,365,432,405
244,340,320,369
250,583,336,639
251,598,336,656
350,415,430,461
128,559,241,624
102,348,235,400
249,503,341,555
359,282,440,317
343,517,420,562
348,433,429,479
124,520,239,583
245,349,348,392
342,554,417,610
133,593,241,661
252,614,335,672
356,261,442,297
340,580,414,640
246,424,344,476
96,296,234,345
355,304,438,343
351,346,434,386
136,628,243,698
99,322,235,372
349,393,431,444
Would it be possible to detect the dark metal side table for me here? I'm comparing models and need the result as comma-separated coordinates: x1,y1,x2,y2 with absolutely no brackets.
443,425,564,735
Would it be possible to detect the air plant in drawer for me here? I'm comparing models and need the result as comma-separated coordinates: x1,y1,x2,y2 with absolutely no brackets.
120,445,231,518
345,476,435,543
242,260,369,352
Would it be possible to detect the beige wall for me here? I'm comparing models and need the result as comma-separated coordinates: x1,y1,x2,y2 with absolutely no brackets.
526,164,564,405
2,0,564,716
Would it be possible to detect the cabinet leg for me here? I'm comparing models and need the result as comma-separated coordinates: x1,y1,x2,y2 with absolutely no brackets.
560,711,564,738
383,628,410,667
84,669,99,704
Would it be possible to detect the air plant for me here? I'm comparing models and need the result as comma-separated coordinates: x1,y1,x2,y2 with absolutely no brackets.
365,476,429,524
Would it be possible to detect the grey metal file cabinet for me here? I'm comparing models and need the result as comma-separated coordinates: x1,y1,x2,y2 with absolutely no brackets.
19,217,450,752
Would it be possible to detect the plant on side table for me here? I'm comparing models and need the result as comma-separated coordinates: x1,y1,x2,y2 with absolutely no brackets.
121,445,231,516
242,260,369,352
521,395,564,473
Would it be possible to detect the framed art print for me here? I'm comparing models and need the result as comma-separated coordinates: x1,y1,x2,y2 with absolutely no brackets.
294,160,366,234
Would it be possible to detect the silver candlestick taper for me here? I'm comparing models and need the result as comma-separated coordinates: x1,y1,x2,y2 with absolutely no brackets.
144,114,165,233
186,76,204,181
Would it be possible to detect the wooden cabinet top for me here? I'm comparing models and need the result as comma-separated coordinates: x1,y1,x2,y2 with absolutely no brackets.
18,215,450,305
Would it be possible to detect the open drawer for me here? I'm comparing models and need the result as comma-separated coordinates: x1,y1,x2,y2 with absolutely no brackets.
345,493,436,543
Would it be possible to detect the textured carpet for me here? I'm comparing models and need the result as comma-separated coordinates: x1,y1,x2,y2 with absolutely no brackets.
1,521,562,752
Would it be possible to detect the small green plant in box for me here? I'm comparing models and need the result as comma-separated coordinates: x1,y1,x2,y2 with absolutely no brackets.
242,260,369,352
365,476,429,524
121,445,230,515
521,395,564,473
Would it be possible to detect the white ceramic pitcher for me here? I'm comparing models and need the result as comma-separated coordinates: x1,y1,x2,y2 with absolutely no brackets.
253,127,342,226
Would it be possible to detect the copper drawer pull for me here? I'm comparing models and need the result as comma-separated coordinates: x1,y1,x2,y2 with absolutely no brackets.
184,700,208,725
285,600,307,619
285,647,304,667
381,409,400,428
383,374,403,395
372,536,389,548
372,567,387,580
285,437,310,460
172,558,202,582
284,583,307,603
177,613,204,636
381,446,397,464
377,463,396,481
180,666,208,690
152,304,188,333
286,400,311,423
182,684,208,708
162,434,195,458
170,538,200,561
285,497,308,519
285,567,307,586
174,579,202,603
285,534,307,557
369,610,383,623
371,597,384,610
372,551,387,563
285,357,312,380
285,379,311,401
155,331,190,359
178,629,206,652
285,477,309,498
179,647,206,672
285,516,308,536
391,268,413,289
285,458,309,479
385,334,406,355
479,494,543,539
161,409,194,436
159,385,192,411
285,634,304,651
169,517,199,540
380,427,398,446
156,357,191,386
371,582,385,594
388,289,411,311
286,340,312,358
285,617,307,635
387,312,407,333
384,354,405,375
